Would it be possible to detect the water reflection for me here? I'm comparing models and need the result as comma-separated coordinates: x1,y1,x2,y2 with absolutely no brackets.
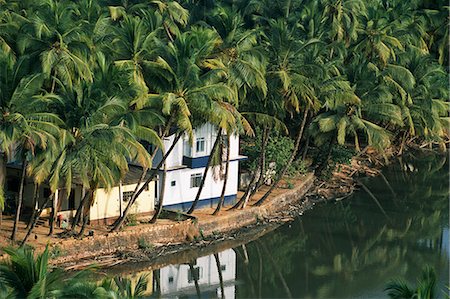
236,153,449,298
153,249,236,298
113,153,448,298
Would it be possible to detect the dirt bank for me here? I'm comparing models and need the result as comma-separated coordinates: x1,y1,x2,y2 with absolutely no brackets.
47,173,315,267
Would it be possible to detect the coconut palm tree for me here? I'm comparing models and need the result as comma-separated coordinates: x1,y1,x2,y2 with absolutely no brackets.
18,0,93,90
385,266,437,299
0,52,62,241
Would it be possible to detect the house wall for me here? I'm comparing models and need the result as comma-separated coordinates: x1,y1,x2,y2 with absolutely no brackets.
153,123,242,211
90,181,155,222
161,160,239,211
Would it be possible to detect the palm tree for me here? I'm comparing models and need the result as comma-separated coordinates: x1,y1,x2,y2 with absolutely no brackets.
18,0,93,90
0,52,62,241
385,266,437,299
0,245,92,298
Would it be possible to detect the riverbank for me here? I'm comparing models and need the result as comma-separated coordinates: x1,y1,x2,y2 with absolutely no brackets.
1,172,316,266
0,147,427,268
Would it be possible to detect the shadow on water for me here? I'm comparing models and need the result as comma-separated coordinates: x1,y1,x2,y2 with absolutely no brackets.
109,152,449,299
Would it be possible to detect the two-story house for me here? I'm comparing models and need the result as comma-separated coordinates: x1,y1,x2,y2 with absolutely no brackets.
153,123,246,211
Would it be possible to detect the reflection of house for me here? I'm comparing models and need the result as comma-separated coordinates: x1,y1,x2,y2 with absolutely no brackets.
158,249,236,298
153,123,246,211
5,164,156,225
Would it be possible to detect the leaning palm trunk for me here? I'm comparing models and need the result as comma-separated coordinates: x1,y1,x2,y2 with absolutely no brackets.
255,126,270,190
214,253,225,299
20,195,52,246
0,153,7,233
26,184,39,230
111,133,182,232
255,109,308,206
11,161,27,241
213,137,230,215
48,189,59,236
70,190,91,231
231,127,270,210
189,262,202,299
187,129,222,214
77,190,94,237
150,152,167,224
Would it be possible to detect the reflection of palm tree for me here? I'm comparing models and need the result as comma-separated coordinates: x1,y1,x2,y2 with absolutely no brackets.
188,262,202,299
214,253,225,299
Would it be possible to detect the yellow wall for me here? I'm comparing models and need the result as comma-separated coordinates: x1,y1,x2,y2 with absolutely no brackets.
90,181,155,221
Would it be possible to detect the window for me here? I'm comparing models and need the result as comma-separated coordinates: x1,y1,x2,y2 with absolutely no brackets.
171,181,176,187
196,137,205,153
122,191,134,201
220,265,226,272
188,266,202,283
190,173,202,188
168,276,174,284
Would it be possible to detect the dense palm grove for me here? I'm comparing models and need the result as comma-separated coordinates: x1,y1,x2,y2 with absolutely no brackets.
0,0,448,244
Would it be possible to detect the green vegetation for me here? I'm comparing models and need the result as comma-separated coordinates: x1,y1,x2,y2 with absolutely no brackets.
385,266,437,299
0,245,150,298
0,0,447,243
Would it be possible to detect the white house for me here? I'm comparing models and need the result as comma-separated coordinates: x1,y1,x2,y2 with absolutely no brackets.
153,123,246,211
158,248,236,298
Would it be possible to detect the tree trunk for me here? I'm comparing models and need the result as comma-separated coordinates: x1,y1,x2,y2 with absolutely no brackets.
230,126,271,210
187,129,222,214
189,262,202,299
77,190,94,237
214,253,225,299
255,109,308,206
110,133,182,232
11,160,27,241
229,168,257,210
255,126,270,190
0,153,7,233
315,133,335,177
213,136,230,215
301,134,310,161
48,189,58,236
20,195,52,247
71,189,91,231
150,152,167,223
26,184,39,230
259,241,293,298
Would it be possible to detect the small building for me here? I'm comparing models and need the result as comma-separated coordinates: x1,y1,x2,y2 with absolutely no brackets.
5,164,156,225
152,123,246,211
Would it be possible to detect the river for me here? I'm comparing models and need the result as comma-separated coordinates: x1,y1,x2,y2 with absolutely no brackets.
108,153,450,298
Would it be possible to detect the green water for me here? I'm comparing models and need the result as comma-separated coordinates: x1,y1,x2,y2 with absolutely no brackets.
137,153,450,298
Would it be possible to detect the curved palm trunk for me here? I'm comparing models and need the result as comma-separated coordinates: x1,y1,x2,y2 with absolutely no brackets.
259,241,292,298
255,109,308,206
26,184,39,230
111,133,182,232
189,262,202,299
255,126,270,190
77,190,94,237
0,153,7,233
71,189,91,231
213,136,230,215
214,253,225,299
187,129,222,215
231,127,270,210
20,195,52,246
48,190,58,236
315,133,335,177
11,160,27,241
150,154,167,223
